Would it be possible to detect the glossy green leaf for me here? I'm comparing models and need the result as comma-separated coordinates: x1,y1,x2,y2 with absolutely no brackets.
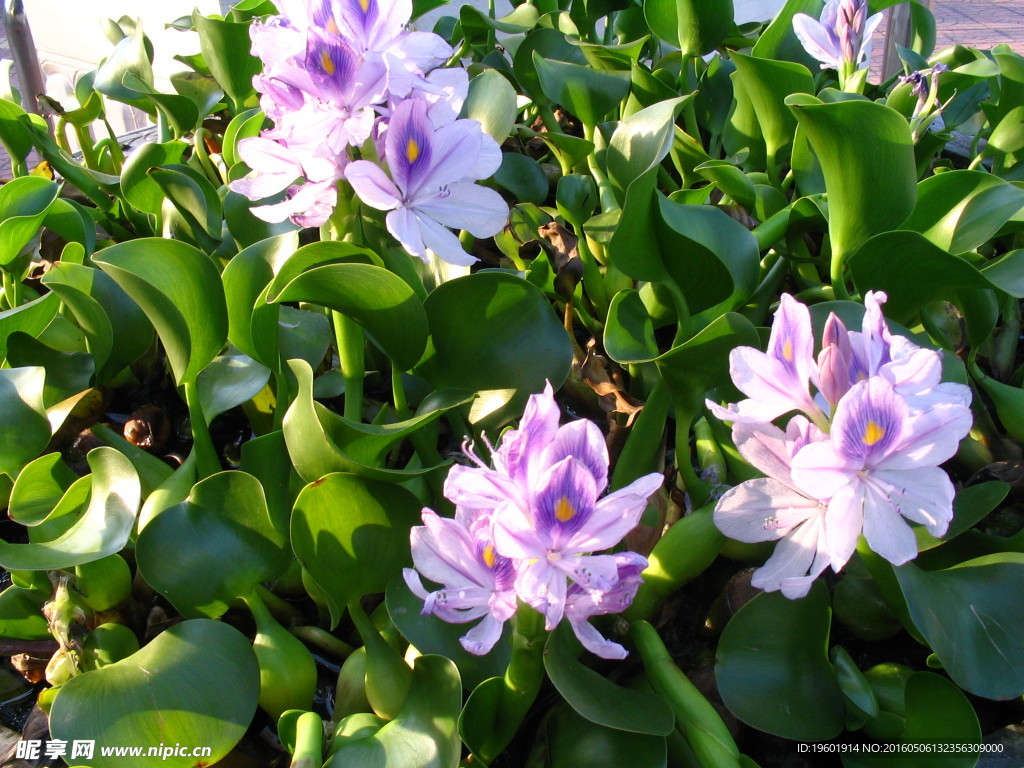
901,170,1024,255
8,452,78,526
895,553,1024,699
6,333,93,407
50,619,259,768
119,141,188,215
462,69,518,143
327,655,462,768
44,199,96,255
731,53,813,175
196,350,271,420
386,576,511,691
533,53,631,126
93,238,229,385
149,164,223,241
0,366,50,478
0,176,59,268
716,582,845,741
0,585,49,640
42,262,154,384
192,11,260,112
221,107,265,168
981,250,1024,297
137,470,287,619
604,288,659,364
643,0,734,55
269,262,427,371
494,152,549,205
843,673,980,768
512,29,584,105
831,645,878,727
283,358,458,482
291,472,421,625
0,291,60,363
0,97,34,162
987,105,1024,157
606,95,690,202
545,624,674,735
544,705,667,768
787,95,917,260
847,231,994,347
92,22,154,105
417,271,572,397
25,473,91,544
0,448,139,570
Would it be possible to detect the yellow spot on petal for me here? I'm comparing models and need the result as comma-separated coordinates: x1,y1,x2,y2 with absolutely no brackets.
482,545,495,568
555,497,576,523
782,339,793,361
359,0,370,12
406,138,420,163
327,17,339,33
321,50,335,76
864,420,885,446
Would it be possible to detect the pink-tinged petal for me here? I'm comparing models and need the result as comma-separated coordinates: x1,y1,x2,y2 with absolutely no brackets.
732,421,795,486
554,553,622,592
767,294,815,386
829,377,905,466
492,505,546,561
416,182,509,238
780,541,831,599
386,31,452,70
417,509,492,584
705,396,801,425
345,160,402,210
882,338,940,395
728,346,820,421
515,559,567,630
460,613,507,656
860,480,919,565
564,473,662,553
868,466,955,537
877,401,972,470
750,514,826,594
250,20,305,64
416,212,479,266
538,419,609,493
443,463,523,511
386,207,427,261
569,619,628,659
858,12,884,67
403,567,430,600
714,478,824,543
824,481,864,570
792,13,841,68
290,186,338,227
233,137,304,199
249,180,335,225
791,441,855,499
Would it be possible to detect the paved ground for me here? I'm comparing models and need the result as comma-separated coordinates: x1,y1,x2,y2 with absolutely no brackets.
0,0,1022,178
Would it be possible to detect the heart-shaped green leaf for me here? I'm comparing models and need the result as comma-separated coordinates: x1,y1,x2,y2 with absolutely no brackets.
0,291,60,364
119,140,188,215
0,176,59,268
606,95,691,202
50,619,259,768
716,582,845,741
895,553,1024,699
93,238,228,385
543,705,667,768
0,366,50,479
643,0,734,55
533,53,632,127
196,350,271,420
461,69,518,143
137,470,287,618
291,472,421,625
192,11,261,112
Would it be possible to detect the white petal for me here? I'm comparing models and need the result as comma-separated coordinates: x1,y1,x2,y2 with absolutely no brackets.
570,619,628,659
869,466,954,537
345,160,402,211
386,207,427,261
750,516,824,594
824,482,864,571
416,182,509,238
792,13,841,68
861,480,919,565
714,478,822,543
416,212,479,266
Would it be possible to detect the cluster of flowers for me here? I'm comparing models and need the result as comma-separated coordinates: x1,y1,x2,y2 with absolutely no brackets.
707,292,972,599
230,0,508,265
404,385,663,659
793,0,882,71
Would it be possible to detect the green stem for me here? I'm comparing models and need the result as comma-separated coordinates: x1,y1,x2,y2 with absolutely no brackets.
183,379,220,479
193,127,222,186
477,605,547,764
680,55,701,142
829,248,851,300
575,232,609,319
255,583,303,625
631,621,742,768
273,367,291,431
73,124,98,169
289,626,355,660
582,123,618,212
289,711,324,768
347,600,411,720
537,104,564,134
332,312,365,422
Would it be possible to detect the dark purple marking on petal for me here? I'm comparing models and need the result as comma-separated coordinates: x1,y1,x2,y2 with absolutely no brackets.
305,31,358,96
832,378,906,466
533,457,599,548
385,98,434,196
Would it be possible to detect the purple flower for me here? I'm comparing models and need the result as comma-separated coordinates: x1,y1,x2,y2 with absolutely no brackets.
407,383,663,657
345,98,508,265
791,377,971,566
793,0,882,71
713,418,832,599
706,294,827,427
404,508,518,655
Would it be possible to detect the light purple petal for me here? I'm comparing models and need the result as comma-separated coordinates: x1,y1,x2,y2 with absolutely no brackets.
792,13,842,68
732,421,796,486
345,160,402,210
460,613,507,655
443,463,524,511
232,137,304,199
876,402,972,470
868,466,955,538
824,482,864,571
750,514,827,594
714,478,824,543
471,131,503,179
515,558,567,630
249,180,336,225
727,346,820,422
569,619,628,659
415,181,509,238
409,118,487,194
791,441,855,499
532,457,600,549
538,419,610,494
385,98,435,196
553,553,622,592
564,473,661,553
386,206,427,261
412,509,492,587
767,294,815,388
415,211,479,266
860,480,919,565
829,377,906,467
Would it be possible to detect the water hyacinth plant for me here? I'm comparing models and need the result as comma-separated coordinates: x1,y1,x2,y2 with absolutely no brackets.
0,0,1024,765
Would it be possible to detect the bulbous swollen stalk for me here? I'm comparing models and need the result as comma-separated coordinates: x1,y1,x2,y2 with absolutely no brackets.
244,590,318,719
